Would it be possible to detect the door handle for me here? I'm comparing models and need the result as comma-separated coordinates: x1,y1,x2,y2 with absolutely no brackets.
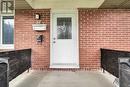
53,41,56,43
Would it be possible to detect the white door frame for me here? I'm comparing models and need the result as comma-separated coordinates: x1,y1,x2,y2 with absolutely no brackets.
50,9,79,68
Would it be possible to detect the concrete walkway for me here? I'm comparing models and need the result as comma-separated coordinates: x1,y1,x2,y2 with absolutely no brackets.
10,70,114,87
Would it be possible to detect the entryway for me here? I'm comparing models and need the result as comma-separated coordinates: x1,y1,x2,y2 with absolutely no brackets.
50,10,79,68
9,70,114,87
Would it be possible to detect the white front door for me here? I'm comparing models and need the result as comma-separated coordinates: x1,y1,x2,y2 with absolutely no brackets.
50,12,79,68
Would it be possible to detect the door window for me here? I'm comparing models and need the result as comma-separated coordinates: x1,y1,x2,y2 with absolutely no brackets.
57,17,72,39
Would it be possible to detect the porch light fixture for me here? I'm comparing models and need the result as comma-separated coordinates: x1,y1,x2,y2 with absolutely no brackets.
34,13,40,20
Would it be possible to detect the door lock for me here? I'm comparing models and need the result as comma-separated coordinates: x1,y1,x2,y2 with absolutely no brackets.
53,38,56,40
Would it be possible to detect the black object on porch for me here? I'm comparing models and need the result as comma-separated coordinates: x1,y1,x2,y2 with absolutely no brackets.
0,63,8,87
101,48,130,78
119,58,130,87
0,49,31,87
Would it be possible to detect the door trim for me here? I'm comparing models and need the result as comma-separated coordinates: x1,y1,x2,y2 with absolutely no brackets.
50,9,79,68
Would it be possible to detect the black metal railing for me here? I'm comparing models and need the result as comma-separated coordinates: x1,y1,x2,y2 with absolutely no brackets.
0,49,31,87
101,48,130,78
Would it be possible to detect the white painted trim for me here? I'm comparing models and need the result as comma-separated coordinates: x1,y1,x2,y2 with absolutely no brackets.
0,44,14,49
76,10,79,68
0,16,14,49
50,65,79,69
50,9,53,67
0,16,2,47
0,14,14,16
51,9,78,14
50,9,79,68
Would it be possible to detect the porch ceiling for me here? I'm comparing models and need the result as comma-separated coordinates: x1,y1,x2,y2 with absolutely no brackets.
15,0,32,9
99,0,130,9
24,0,105,9
15,0,130,9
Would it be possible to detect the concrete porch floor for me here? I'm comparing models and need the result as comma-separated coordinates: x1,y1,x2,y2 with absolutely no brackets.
9,70,115,87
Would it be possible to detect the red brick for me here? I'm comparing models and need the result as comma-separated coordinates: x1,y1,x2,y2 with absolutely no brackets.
79,9,130,70
15,9,130,70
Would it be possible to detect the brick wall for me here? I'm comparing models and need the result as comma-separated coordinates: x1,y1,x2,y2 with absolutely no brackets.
15,9,130,70
79,9,130,70
15,9,50,70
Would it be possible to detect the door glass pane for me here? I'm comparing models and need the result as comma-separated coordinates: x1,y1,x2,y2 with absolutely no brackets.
57,17,72,39
2,16,14,44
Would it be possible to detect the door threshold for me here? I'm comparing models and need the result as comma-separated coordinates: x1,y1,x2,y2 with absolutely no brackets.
50,63,79,68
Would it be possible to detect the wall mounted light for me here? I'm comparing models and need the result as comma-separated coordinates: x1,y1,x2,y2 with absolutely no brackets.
34,13,40,20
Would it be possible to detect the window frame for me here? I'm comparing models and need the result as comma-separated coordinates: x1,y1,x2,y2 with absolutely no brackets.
0,14,14,49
